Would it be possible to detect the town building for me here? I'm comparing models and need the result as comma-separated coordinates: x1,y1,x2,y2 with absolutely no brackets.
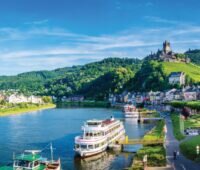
168,72,185,85
183,87,198,101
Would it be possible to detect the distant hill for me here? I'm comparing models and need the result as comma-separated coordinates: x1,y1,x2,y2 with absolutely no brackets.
78,67,135,100
0,58,141,98
185,49,200,65
45,58,141,99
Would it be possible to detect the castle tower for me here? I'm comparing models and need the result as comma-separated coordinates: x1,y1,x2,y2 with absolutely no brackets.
163,40,171,54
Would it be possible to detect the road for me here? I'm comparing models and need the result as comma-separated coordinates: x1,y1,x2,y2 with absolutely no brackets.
164,115,200,170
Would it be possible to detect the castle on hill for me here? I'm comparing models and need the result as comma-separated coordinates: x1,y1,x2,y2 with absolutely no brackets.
146,41,190,63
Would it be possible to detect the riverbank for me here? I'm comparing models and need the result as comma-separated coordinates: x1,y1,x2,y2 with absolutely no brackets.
57,100,110,108
129,120,166,170
0,103,56,116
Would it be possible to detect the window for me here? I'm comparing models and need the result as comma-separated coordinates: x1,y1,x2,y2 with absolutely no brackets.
81,145,87,149
88,145,93,149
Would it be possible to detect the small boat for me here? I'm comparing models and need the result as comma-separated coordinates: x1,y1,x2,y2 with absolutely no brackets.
0,144,61,170
123,104,139,118
44,144,61,170
74,116,125,157
45,159,61,170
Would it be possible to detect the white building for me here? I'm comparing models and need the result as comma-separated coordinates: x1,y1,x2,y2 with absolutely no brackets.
7,94,28,104
6,94,43,104
169,72,185,85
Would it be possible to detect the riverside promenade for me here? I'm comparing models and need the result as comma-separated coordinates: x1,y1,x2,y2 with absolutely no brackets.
164,115,200,170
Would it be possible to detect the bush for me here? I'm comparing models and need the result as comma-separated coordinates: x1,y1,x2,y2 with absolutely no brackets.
170,113,185,141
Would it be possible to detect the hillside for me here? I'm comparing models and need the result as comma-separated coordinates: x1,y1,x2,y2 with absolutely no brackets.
127,61,168,91
79,67,134,100
45,58,141,99
127,60,200,92
0,58,141,98
0,66,82,93
162,62,200,82
185,49,200,65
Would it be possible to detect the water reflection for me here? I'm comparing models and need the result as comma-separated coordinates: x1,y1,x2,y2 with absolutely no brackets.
0,108,154,170
74,151,134,170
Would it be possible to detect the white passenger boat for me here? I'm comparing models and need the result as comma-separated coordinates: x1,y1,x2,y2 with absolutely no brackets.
123,104,139,118
74,116,125,157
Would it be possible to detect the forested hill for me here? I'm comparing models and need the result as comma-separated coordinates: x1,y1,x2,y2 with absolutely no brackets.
0,58,141,97
185,49,200,65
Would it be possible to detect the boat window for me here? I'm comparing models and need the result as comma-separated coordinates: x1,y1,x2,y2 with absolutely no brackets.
16,160,29,167
86,133,89,136
95,144,99,148
81,145,87,149
88,145,93,149
89,133,93,136
76,144,80,148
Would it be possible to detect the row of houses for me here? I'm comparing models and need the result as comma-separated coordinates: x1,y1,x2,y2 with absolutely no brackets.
109,86,200,104
0,92,43,104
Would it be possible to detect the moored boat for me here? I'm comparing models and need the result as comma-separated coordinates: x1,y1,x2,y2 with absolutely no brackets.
123,104,139,118
74,116,125,157
0,144,61,170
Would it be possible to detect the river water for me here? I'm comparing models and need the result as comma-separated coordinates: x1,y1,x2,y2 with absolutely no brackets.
0,107,154,170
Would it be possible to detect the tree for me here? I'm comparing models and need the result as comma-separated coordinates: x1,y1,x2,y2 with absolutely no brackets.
181,107,190,119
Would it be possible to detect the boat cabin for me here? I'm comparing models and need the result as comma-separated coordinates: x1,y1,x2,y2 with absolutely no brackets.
13,153,44,170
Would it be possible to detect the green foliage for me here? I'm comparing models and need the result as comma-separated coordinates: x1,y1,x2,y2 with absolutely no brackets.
128,61,168,91
180,136,200,162
175,53,186,59
162,62,200,83
79,67,135,100
45,58,141,99
0,103,55,116
184,114,200,129
42,96,53,103
170,113,185,141
143,120,165,141
170,101,200,110
185,49,200,65
0,58,141,98
130,120,166,170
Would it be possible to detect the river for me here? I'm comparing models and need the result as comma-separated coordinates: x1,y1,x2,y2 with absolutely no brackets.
0,107,154,170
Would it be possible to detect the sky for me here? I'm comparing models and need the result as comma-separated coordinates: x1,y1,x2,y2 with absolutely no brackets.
1,0,200,75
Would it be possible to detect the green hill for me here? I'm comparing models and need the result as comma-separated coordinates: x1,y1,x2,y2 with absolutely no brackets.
0,58,141,98
45,58,140,99
162,62,200,82
185,49,200,65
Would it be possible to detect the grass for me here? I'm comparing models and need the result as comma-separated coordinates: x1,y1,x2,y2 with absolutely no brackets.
129,120,166,170
0,103,56,116
140,110,160,118
162,62,200,82
180,136,200,162
170,113,185,141
143,120,165,141
184,114,200,129
130,146,166,170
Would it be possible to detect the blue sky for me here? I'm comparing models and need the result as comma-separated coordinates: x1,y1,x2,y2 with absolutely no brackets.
1,0,200,75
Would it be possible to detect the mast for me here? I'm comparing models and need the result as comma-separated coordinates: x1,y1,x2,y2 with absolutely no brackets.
50,143,54,162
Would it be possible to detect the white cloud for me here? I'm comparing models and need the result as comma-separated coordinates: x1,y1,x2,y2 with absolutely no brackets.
1,21,200,75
